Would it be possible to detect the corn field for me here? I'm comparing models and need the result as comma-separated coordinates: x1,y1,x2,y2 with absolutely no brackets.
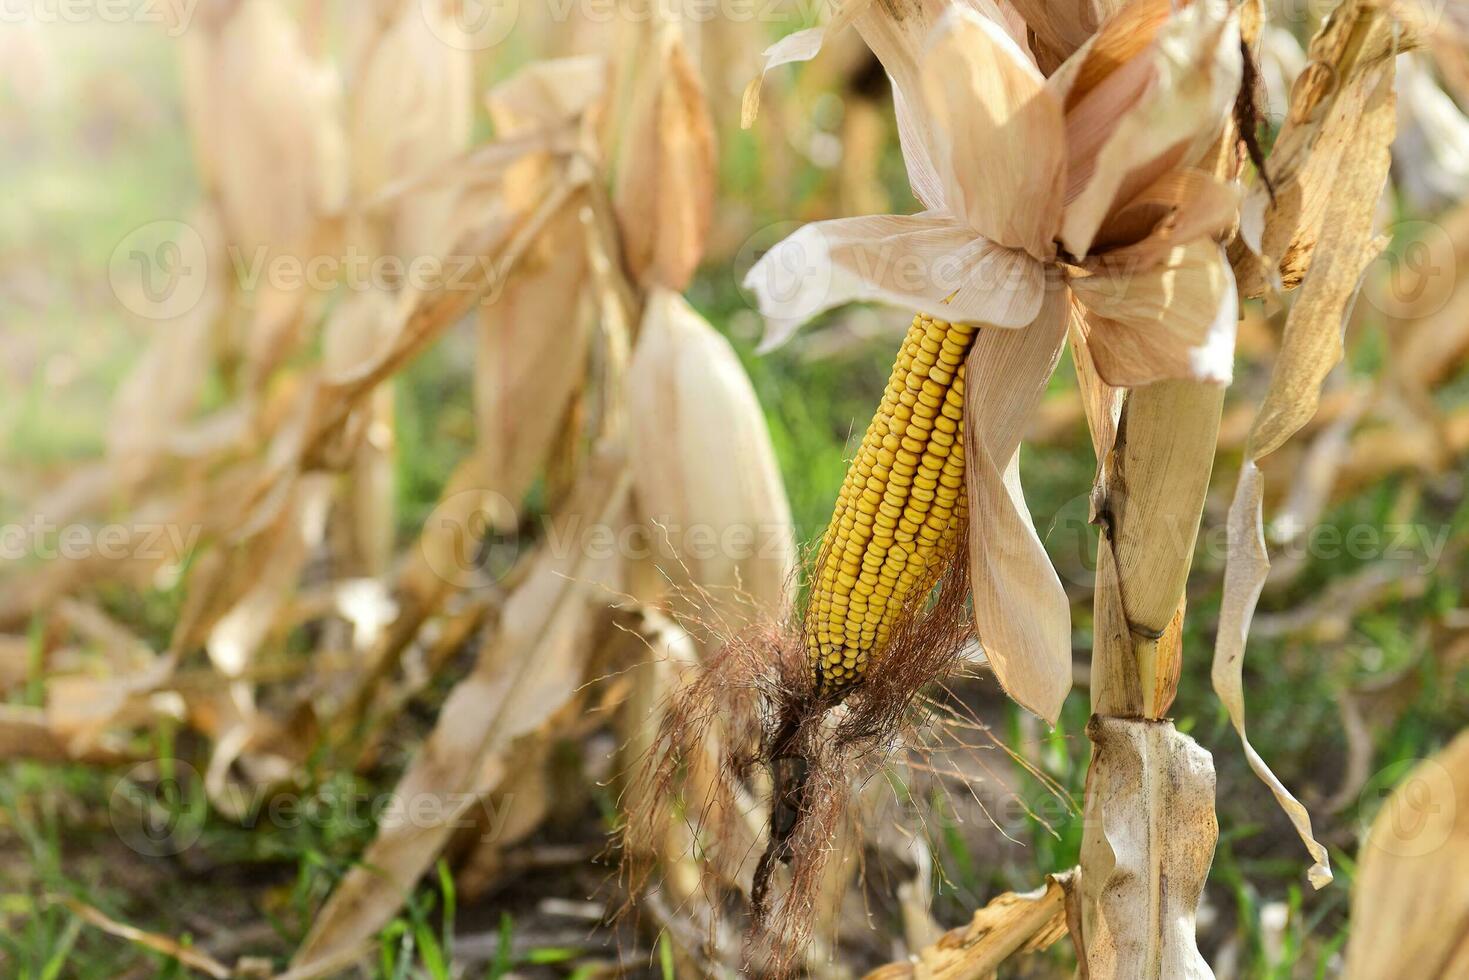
2,0,1469,976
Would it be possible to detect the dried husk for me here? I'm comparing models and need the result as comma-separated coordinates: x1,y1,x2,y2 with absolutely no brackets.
186,0,346,260
964,285,1072,723
472,58,607,521
344,0,474,261
625,289,797,628
1007,0,1118,69
614,24,717,292
1068,301,1124,467
473,207,594,521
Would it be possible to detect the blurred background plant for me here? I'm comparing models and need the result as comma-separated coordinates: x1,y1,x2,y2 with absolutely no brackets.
1,0,1467,976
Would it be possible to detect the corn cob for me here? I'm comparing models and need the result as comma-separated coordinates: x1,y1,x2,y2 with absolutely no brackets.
806,313,978,695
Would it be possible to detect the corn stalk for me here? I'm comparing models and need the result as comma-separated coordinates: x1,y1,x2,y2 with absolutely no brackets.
1076,374,1224,978
1073,0,1413,970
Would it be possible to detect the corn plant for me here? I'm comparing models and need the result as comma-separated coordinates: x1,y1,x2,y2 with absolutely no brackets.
0,0,1460,975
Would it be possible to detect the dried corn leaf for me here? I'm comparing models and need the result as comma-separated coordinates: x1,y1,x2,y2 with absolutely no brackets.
1079,717,1216,980
203,477,331,678
474,204,592,517
615,25,716,292
864,870,1075,980
1247,87,1392,458
325,456,507,747
46,654,178,755
1235,0,1409,297
292,451,630,970
1343,729,1469,980
106,208,225,473
302,157,579,469
0,706,138,766
626,289,797,628
454,738,554,900
323,293,398,575
345,0,472,259
741,0,871,128
1211,6,1399,890
1213,462,1333,888
965,289,1072,723
190,0,345,258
